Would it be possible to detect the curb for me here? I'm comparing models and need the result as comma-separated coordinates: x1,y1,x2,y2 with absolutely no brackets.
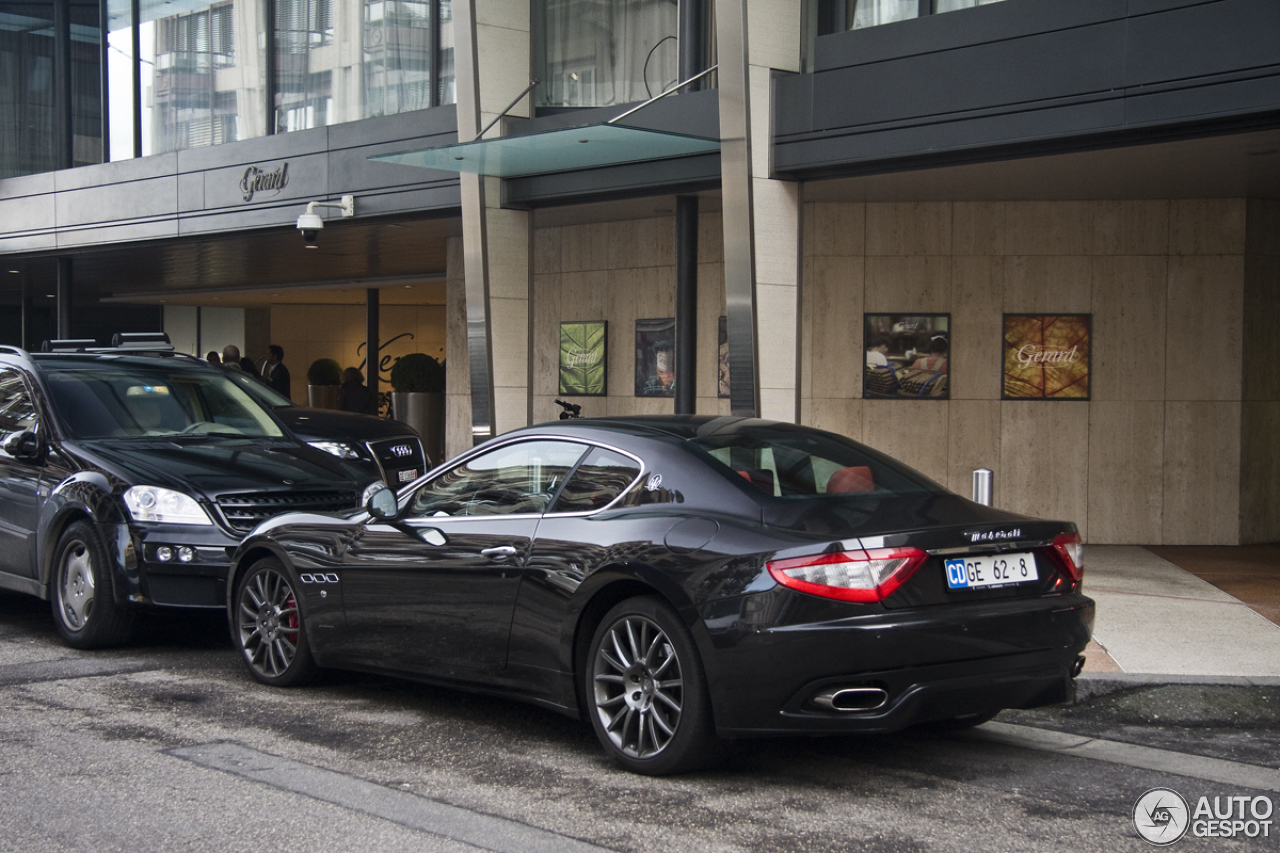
1075,672,1280,702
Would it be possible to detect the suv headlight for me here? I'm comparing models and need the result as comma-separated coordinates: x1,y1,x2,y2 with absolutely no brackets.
123,486,213,525
308,440,365,460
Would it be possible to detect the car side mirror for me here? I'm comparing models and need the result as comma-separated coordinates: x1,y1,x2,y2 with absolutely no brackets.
2,430,43,461
365,485,399,520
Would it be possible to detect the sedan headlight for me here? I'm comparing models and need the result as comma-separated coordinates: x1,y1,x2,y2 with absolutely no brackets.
123,486,213,525
308,440,365,460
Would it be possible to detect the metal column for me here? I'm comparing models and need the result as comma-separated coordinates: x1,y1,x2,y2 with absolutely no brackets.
56,258,73,339
366,288,380,401
674,196,698,414
453,0,496,444
53,0,73,169
715,0,759,417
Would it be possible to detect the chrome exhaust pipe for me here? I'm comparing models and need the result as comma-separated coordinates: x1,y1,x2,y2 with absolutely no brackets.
812,687,889,712
1071,655,1086,678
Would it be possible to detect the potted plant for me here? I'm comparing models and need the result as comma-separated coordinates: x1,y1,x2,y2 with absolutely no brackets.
306,357,343,409
389,353,445,462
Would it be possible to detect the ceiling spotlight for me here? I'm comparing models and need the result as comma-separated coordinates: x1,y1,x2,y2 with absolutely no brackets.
297,195,355,248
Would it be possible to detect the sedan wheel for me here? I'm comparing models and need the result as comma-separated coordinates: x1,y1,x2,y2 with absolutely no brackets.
235,559,316,686
586,596,718,775
51,521,135,649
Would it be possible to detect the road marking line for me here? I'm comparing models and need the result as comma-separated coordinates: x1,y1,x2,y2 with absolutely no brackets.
168,742,615,853
963,722,1280,792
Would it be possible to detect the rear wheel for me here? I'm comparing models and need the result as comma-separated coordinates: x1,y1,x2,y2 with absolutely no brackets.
585,596,719,775
51,521,135,649
234,558,317,686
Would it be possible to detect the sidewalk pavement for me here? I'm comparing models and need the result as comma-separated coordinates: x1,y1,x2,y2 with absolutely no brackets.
1080,544,1280,679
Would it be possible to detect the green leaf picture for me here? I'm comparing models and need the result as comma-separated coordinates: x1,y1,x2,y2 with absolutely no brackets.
559,321,607,396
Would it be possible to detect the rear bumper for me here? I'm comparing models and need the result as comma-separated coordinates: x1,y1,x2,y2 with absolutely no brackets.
703,593,1094,736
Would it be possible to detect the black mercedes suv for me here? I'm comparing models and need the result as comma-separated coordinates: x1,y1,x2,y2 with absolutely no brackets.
0,339,381,649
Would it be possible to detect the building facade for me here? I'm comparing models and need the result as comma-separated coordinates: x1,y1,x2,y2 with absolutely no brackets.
1,0,1278,544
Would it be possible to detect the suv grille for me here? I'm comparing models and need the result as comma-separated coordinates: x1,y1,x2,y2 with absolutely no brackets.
215,489,360,532
368,436,428,484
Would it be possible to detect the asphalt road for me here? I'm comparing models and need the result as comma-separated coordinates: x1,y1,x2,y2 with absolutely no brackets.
1,590,1277,853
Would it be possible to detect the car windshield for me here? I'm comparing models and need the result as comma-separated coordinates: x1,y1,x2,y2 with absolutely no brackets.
687,426,944,499
43,362,285,439
222,368,294,407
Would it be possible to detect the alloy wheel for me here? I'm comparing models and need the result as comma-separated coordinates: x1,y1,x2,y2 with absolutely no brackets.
591,614,684,759
238,567,301,679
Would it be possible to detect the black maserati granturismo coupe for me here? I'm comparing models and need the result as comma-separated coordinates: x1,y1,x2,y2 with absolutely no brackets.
227,416,1094,775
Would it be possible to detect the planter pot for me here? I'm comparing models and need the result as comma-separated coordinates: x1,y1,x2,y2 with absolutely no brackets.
390,391,445,465
307,385,341,409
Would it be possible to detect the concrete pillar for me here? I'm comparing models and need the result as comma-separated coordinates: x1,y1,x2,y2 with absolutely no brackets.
454,0,533,443
716,0,803,422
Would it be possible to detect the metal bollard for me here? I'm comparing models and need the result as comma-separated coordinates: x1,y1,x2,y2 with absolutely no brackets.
972,468,993,506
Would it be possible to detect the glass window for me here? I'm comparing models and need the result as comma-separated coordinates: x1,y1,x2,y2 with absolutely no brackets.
935,0,1005,14
849,0,917,30
407,439,587,518
0,369,38,434
687,426,943,499
139,0,268,155
278,0,451,131
537,0,678,108
550,446,641,513
107,0,136,160
0,3,57,177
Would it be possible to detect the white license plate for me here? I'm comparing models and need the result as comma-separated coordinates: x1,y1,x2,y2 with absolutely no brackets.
397,468,419,483
945,551,1039,589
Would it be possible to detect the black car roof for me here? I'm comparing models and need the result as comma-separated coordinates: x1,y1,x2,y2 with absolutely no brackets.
25,351,204,370
517,415,811,442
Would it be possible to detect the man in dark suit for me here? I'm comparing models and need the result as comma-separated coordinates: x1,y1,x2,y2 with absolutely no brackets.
263,345,291,399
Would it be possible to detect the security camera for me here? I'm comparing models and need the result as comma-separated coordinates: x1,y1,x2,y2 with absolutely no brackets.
297,211,324,247
296,196,355,248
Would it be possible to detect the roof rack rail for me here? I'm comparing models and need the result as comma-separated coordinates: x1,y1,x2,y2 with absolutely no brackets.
41,339,99,353
111,331,174,351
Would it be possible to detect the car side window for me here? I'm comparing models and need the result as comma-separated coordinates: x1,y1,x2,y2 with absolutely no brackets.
406,440,588,518
0,368,38,435
549,447,642,513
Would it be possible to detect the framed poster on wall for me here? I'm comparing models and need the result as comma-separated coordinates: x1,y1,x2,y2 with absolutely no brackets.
1002,314,1091,400
635,318,675,397
862,313,951,399
558,321,607,396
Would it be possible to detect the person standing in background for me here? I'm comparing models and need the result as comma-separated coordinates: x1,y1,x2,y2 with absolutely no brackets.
337,367,377,415
222,344,244,371
263,345,291,398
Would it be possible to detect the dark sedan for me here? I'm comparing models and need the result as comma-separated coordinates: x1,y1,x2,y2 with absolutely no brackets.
227,416,1094,775
219,369,430,486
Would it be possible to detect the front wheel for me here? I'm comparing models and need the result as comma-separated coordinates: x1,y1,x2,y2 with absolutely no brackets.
584,596,719,775
51,520,135,649
233,559,317,686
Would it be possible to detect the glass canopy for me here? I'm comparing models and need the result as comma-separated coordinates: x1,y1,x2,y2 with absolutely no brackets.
370,123,720,177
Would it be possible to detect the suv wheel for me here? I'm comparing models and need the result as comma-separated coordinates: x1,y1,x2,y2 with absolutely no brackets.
51,520,135,649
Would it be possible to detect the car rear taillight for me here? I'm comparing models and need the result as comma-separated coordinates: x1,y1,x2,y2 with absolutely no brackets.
767,548,927,603
1051,533,1084,582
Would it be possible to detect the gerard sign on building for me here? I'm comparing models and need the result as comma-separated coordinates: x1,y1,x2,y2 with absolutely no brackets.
240,163,290,202
1002,314,1091,400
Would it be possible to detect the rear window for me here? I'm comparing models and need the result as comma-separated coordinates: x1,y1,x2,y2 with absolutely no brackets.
687,427,943,499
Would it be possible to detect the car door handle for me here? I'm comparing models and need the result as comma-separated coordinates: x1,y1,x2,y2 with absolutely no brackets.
480,546,518,561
